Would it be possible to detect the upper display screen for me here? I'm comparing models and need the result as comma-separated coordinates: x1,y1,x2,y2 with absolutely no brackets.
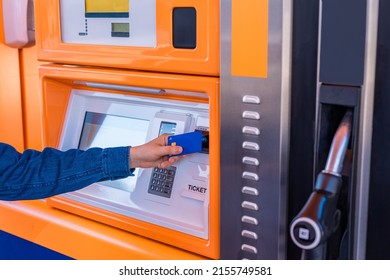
60,0,156,47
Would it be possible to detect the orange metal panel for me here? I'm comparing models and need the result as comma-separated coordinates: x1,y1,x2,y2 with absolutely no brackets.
20,46,45,150
232,0,268,78
35,0,219,76
0,1,24,151
40,64,220,259
0,200,206,260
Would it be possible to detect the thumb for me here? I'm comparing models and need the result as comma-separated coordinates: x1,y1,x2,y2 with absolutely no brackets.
165,145,183,156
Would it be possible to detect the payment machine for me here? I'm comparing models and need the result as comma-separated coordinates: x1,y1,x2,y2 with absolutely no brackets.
32,0,220,259
41,65,219,259
3,0,390,260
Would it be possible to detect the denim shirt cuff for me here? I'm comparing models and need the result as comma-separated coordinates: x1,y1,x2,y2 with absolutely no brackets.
103,146,134,179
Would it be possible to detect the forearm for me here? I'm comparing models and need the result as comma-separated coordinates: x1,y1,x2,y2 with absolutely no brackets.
0,143,133,201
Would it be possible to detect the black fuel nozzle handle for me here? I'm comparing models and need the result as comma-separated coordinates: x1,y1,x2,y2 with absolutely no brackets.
290,110,353,253
290,172,343,250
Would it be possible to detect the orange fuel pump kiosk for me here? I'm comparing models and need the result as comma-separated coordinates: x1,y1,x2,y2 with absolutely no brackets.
0,0,296,260
6,0,220,259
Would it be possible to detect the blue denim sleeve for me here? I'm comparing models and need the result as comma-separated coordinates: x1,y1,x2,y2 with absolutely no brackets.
0,143,134,201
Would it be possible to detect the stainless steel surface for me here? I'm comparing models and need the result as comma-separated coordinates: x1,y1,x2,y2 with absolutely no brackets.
324,110,353,175
84,82,165,95
353,0,379,260
220,0,292,259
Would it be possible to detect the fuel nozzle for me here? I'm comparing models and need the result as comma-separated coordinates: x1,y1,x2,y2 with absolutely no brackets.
290,110,353,255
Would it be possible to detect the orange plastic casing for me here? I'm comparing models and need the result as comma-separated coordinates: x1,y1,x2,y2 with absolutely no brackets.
34,0,219,76
41,64,220,259
0,199,207,259
0,3,24,151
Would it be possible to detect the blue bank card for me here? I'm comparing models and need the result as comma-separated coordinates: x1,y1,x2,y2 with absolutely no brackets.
168,130,203,156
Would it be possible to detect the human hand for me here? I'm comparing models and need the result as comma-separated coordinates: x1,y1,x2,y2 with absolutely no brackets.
129,134,183,169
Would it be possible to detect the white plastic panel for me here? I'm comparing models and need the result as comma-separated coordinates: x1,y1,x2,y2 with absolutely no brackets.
58,90,210,239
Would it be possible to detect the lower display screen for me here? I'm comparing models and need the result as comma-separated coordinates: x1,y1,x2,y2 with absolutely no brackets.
79,111,149,191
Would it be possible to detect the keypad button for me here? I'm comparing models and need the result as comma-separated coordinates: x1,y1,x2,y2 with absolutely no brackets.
241,244,258,254
242,186,259,196
242,111,260,120
242,171,259,181
241,230,258,240
242,95,261,104
242,141,260,151
242,156,259,166
241,215,258,225
242,126,260,135
241,201,259,211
